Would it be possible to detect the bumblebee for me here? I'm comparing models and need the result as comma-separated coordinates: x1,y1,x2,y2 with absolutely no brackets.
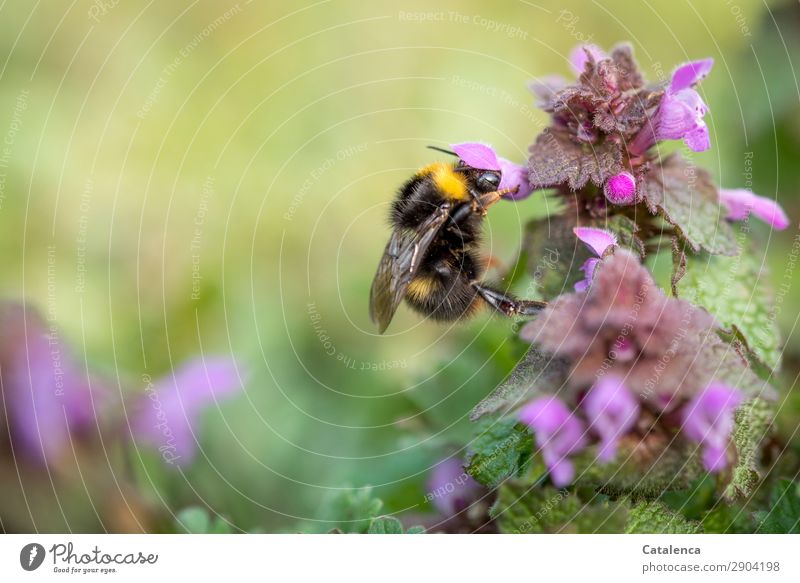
369,147,545,333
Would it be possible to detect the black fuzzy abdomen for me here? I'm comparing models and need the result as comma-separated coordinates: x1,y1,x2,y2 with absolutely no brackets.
404,248,484,321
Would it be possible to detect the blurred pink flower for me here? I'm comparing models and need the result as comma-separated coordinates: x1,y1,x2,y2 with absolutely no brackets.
518,396,587,487
131,357,243,467
582,375,640,462
719,188,790,230
0,303,103,465
682,382,743,472
426,456,482,516
604,171,637,205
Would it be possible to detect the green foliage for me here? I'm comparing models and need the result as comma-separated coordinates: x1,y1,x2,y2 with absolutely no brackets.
725,398,773,501
175,507,234,534
641,154,739,256
465,418,533,488
317,487,384,534
625,501,703,534
491,476,628,533
678,245,782,371
367,516,425,534
470,347,571,421
756,479,800,533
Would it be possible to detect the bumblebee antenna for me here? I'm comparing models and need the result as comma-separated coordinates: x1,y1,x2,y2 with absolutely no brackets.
426,145,458,157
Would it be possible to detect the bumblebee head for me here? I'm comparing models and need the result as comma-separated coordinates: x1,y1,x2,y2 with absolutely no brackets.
426,145,502,194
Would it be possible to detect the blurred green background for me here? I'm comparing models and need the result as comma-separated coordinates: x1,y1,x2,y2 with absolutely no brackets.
1,0,799,532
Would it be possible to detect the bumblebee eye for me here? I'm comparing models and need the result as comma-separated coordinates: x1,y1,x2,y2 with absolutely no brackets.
476,171,501,192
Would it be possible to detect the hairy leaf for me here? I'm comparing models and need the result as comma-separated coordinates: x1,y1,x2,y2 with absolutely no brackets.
491,479,627,533
756,479,800,533
367,516,403,534
528,129,623,191
625,501,702,533
724,398,773,501
465,418,533,487
641,154,738,256
677,246,782,371
470,346,571,421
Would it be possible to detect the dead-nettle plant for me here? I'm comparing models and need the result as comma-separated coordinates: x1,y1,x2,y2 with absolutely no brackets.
450,43,789,530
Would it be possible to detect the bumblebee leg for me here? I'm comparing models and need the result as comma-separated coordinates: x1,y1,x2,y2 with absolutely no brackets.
472,283,546,317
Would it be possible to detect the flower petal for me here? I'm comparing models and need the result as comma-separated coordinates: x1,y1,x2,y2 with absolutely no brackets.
582,375,640,463
498,158,533,199
132,356,244,467
604,171,637,205
426,456,481,516
573,227,617,257
719,188,790,230
682,381,743,472
0,303,103,465
450,142,500,171
670,58,714,92
569,44,607,76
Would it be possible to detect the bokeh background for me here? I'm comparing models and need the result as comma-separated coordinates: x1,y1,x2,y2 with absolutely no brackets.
1,0,799,533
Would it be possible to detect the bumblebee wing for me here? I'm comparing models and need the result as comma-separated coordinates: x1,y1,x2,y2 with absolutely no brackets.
369,204,451,333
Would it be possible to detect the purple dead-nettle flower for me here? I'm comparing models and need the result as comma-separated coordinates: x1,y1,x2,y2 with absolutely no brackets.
574,227,617,257
719,188,790,230
582,375,640,463
427,456,482,517
450,142,533,199
450,142,500,171
0,303,105,466
630,59,714,155
569,44,608,76
131,356,243,467
521,250,723,410
573,227,617,291
498,158,533,200
518,396,587,487
604,171,637,205
682,382,744,472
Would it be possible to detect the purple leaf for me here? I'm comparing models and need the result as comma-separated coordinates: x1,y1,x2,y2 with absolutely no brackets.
569,44,607,75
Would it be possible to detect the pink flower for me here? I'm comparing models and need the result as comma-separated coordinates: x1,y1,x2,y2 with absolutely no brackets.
518,397,587,486
498,158,533,200
0,303,105,466
573,227,617,257
572,227,617,291
682,382,744,472
582,375,640,462
450,142,500,171
630,58,714,154
604,172,637,205
427,456,482,516
131,357,244,467
569,44,607,76
451,142,534,199
719,188,790,230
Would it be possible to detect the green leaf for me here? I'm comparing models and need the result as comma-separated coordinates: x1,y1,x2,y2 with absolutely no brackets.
641,153,738,256
625,501,703,533
491,479,628,533
406,525,426,534
756,480,800,533
465,418,533,487
175,507,233,534
677,245,782,371
367,516,404,534
318,486,384,533
470,346,570,421
724,398,772,501
520,212,593,301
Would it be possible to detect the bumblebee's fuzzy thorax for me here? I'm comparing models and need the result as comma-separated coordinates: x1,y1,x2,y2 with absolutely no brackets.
418,162,469,201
